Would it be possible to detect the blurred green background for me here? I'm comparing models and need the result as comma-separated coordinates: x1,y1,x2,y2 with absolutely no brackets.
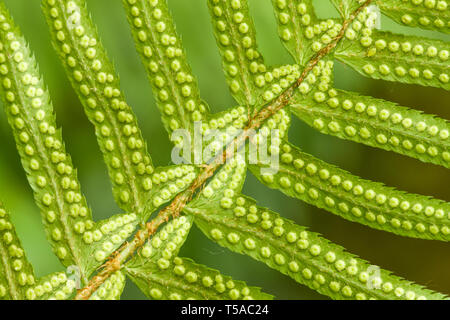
0,0,449,299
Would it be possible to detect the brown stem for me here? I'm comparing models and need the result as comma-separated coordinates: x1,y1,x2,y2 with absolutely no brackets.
74,0,373,300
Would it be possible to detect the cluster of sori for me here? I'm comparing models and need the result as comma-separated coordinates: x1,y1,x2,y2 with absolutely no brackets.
247,107,290,169
124,0,209,135
15,212,136,300
137,216,193,261
169,111,248,166
359,35,448,86
204,107,249,134
201,154,248,204
297,60,334,97
84,213,137,264
283,4,450,168
199,108,249,162
377,0,449,32
149,165,196,209
259,64,301,103
25,272,76,300
89,271,126,300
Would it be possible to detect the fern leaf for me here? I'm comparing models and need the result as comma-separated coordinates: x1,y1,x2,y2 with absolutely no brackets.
127,256,273,300
131,215,194,265
271,0,324,65
0,0,444,301
249,141,450,241
0,203,35,300
204,106,248,132
336,29,450,90
187,195,447,300
207,0,267,108
123,0,210,137
254,64,302,107
375,0,450,34
89,271,125,300
0,3,94,278
292,88,450,168
42,0,155,215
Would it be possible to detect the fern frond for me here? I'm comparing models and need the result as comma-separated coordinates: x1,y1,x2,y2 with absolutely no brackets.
187,195,447,300
292,88,450,168
375,0,450,34
249,141,450,241
208,0,267,108
271,0,325,65
187,154,247,210
42,0,155,216
0,4,94,278
123,0,209,138
0,202,35,300
126,256,273,300
0,0,443,301
336,29,450,90
89,271,125,300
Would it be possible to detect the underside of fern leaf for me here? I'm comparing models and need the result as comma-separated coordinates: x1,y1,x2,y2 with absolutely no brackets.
0,0,447,301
